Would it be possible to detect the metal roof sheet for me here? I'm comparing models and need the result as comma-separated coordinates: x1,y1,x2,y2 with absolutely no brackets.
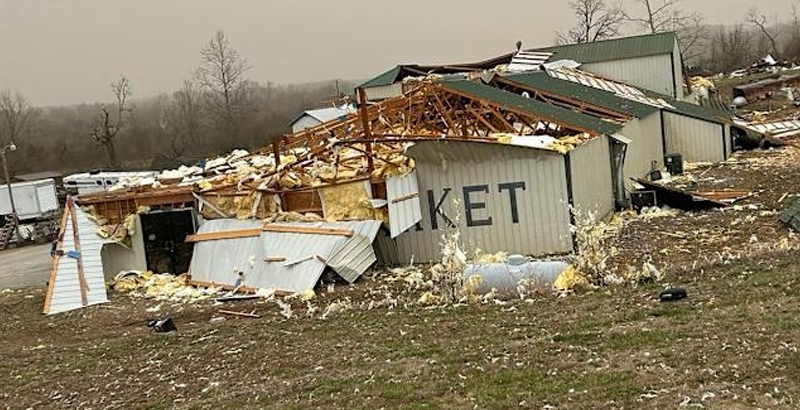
503,71,659,119
188,219,382,293
547,68,674,109
441,80,623,135
532,32,677,64
507,51,554,72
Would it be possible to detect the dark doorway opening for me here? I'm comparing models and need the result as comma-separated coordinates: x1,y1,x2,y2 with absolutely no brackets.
140,209,196,274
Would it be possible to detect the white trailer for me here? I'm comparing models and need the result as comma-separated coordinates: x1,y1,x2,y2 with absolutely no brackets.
63,171,158,196
0,178,59,221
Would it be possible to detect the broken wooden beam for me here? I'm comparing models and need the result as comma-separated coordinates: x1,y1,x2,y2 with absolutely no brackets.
261,225,353,237
218,309,262,319
185,228,263,243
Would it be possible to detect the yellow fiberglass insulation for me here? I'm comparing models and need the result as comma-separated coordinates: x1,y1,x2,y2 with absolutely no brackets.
321,181,388,222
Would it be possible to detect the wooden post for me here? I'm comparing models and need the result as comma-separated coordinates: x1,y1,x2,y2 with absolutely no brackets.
68,199,89,307
42,198,72,314
272,140,281,167
357,87,374,173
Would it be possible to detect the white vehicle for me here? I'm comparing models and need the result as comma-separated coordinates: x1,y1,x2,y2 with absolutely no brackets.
63,171,159,196
0,178,59,221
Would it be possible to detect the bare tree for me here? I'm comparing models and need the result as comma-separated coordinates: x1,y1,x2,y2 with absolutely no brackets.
90,76,133,168
556,0,625,45
708,25,755,74
0,90,38,146
195,30,251,140
159,80,200,160
625,0,708,64
746,8,781,59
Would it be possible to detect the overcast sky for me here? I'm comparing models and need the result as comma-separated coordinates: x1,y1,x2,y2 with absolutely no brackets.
0,0,792,106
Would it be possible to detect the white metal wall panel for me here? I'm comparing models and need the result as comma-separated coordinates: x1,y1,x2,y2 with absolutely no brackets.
663,112,725,163
189,220,382,292
387,170,422,238
569,136,615,219
34,180,59,214
583,54,675,98
383,141,573,264
47,206,110,314
364,83,403,101
620,112,665,183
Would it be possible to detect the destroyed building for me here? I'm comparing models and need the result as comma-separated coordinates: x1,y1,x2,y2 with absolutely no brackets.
43,32,739,313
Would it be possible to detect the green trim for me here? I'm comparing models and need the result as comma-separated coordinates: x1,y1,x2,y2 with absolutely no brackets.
359,66,403,89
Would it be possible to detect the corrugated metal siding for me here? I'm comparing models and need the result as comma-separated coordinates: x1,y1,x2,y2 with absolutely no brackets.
663,112,725,163
34,180,59,214
620,112,665,183
189,220,382,292
582,54,675,98
387,170,422,238
381,141,573,264
327,233,376,283
569,136,615,218
47,206,110,314
364,83,403,101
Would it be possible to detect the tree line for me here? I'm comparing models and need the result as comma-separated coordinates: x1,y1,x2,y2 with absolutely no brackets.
0,30,356,177
557,0,800,74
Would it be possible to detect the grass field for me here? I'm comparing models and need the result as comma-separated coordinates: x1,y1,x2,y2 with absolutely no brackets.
2,248,800,409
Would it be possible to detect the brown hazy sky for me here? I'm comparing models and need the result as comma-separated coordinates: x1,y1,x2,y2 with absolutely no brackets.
0,0,792,106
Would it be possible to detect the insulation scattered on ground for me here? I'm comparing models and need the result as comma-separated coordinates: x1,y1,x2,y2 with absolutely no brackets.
110,271,221,303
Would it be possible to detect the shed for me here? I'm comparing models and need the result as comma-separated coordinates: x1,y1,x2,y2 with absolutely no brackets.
532,32,684,99
377,138,617,264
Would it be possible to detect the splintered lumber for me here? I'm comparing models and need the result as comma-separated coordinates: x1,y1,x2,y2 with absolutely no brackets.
218,309,262,319
186,228,262,243
391,192,420,204
261,225,353,237
695,190,752,203
264,256,287,262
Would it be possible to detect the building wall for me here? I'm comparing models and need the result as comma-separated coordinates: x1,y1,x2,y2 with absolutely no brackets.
569,135,615,219
620,112,665,185
364,82,403,102
101,214,147,280
663,112,726,163
583,54,675,98
377,141,573,264
290,115,323,133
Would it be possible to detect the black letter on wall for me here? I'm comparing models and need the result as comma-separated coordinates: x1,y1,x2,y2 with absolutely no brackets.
463,185,493,227
427,188,454,230
498,182,526,223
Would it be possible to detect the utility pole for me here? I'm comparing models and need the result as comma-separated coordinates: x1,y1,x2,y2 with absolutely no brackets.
1,142,20,241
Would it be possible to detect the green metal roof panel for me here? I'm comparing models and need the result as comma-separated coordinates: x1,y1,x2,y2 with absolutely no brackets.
639,88,731,123
442,80,623,135
532,32,677,64
359,66,403,89
504,72,660,119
